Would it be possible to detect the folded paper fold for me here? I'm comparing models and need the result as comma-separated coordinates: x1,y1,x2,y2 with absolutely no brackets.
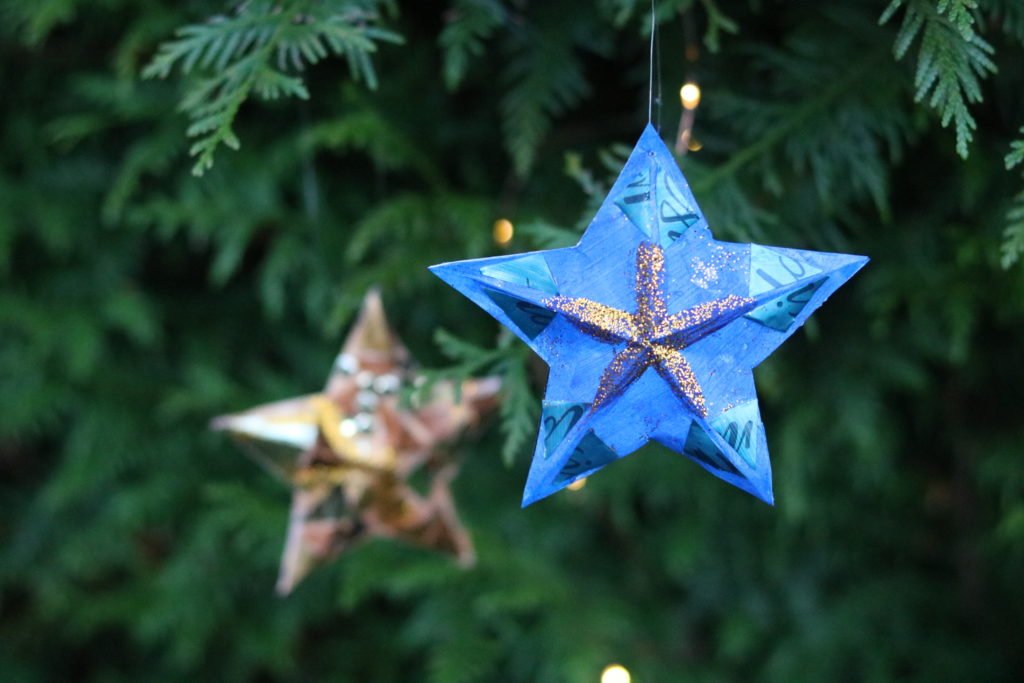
213,289,499,593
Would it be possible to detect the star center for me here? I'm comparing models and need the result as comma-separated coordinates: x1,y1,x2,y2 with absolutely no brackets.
544,242,754,418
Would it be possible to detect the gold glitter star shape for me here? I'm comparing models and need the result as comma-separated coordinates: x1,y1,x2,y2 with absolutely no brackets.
545,242,754,418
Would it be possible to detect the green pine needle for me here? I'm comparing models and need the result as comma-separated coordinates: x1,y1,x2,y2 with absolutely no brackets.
439,0,506,90
1001,128,1024,268
1001,193,1024,268
1007,128,1024,171
142,0,402,175
881,0,995,158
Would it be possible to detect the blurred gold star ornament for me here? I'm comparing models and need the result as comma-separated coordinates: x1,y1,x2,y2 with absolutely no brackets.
212,289,500,594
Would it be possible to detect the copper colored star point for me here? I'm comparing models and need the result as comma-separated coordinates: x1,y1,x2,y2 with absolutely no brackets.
212,289,499,594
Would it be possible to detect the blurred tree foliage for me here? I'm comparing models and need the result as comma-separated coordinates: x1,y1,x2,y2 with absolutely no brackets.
2,1,1024,681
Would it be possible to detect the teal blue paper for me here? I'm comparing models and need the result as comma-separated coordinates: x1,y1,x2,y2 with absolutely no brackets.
430,125,868,506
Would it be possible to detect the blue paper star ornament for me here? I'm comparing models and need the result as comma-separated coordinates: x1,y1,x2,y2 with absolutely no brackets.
430,125,868,506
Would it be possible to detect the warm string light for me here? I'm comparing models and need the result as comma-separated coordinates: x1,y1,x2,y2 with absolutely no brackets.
601,663,632,683
676,8,702,156
492,218,514,245
680,82,701,110
567,477,587,491
676,80,701,155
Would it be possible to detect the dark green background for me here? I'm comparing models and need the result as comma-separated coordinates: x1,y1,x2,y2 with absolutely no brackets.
2,1,1023,681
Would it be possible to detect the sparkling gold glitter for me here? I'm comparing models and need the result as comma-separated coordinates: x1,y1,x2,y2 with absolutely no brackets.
655,294,753,339
651,345,706,416
635,242,667,326
540,241,754,418
592,344,648,409
545,296,637,341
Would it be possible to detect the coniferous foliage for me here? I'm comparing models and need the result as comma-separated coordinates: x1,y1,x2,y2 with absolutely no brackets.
1002,128,1024,266
2,1,1024,682
142,0,402,174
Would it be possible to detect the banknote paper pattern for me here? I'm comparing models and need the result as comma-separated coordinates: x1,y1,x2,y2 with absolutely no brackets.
431,125,867,506
213,290,499,593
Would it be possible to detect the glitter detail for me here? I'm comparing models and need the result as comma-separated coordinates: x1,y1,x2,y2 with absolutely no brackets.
655,294,753,340
651,346,706,416
593,344,650,409
540,242,757,418
635,241,667,325
690,245,738,289
545,296,637,341
690,257,717,289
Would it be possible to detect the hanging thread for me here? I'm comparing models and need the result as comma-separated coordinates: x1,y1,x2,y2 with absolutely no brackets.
654,7,662,131
647,0,656,124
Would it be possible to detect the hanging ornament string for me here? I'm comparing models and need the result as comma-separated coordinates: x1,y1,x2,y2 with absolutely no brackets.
647,0,660,128
655,3,663,131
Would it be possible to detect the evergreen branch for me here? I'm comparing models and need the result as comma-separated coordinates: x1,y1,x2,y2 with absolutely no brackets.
495,344,536,467
439,0,507,90
937,0,978,39
500,29,591,176
1000,191,1024,268
986,0,1024,44
426,330,537,466
428,631,501,683
346,194,449,263
693,55,882,195
302,109,446,187
1001,128,1024,268
434,328,508,378
103,126,183,225
517,220,580,249
698,0,739,52
5,0,78,45
1007,128,1024,171
564,152,609,205
142,0,402,175
517,145,632,250
325,190,492,330
602,0,736,50
881,0,995,158
564,145,632,225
